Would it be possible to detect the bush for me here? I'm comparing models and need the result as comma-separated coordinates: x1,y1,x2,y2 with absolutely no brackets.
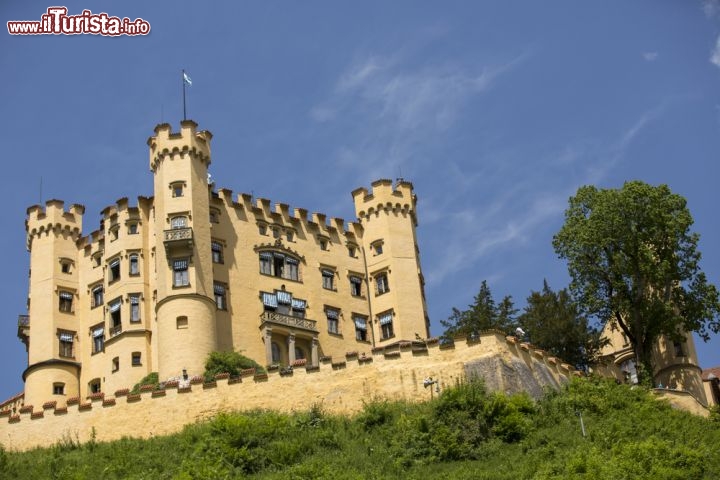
204,351,265,382
130,372,159,394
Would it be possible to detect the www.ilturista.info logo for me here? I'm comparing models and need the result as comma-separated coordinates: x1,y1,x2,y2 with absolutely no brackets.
7,7,150,36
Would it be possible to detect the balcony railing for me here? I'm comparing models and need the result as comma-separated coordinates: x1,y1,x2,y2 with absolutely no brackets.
17,315,29,346
164,227,193,242
260,311,318,333
163,227,194,254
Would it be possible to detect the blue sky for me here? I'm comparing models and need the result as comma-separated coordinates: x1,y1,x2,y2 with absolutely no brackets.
1,1,719,402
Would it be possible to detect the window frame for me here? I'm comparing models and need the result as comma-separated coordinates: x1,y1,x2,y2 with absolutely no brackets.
325,308,340,335
58,331,75,358
211,241,224,264
58,290,74,313
129,253,140,276
375,272,389,295
173,258,190,287
214,283,227,310
129,294,141,323
354,315,368,342
322,269,335,291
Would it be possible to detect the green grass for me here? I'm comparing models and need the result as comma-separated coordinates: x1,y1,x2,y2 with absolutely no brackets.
1,377,718,479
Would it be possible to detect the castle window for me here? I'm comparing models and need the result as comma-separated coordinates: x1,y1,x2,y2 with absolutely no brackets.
211,241,224,264
673,341,686,357
371,240,384,255
295,347,306,360
176,316,188,329
111,357,119,373
354,316,368,341
53,383,65,396
375,273,389,295
93,252,102,267
60,258,73,274
92,286,104,308
322,269,335,290
128,222,139,235
89,379,101,394
286,231,294,242
58,331,74,358
326,308,340,335
291,298,306,319
92,325,104,354
129,254,140,276
378,311,394,340
214,283,226,310
109,225,119,241
348,246,356,258
209,209,220,224
173,259,189,287
58,291,74,313
171,216,187,229
131,352,142,366
109,258,121,283
129,294,141,322
272,228,280,239
271,342,281,364
171,182,185,198
259,252,299,281
258,224,267,235
109,299,122,336
319,239,328,251
350,276,363,297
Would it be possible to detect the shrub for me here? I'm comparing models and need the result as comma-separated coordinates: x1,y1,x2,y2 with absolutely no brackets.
130,372,159,394
204,351,266,382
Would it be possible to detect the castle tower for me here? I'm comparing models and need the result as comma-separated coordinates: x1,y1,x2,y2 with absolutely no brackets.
148,121,217,380
23,201,84,408
352,180,429,344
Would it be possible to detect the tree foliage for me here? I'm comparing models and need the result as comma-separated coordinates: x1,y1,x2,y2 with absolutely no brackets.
518,280,605,368
553,181,720,383
440,280,517,340
204,351,266,381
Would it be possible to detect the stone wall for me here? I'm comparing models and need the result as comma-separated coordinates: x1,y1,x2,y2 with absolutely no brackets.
0,333,578,451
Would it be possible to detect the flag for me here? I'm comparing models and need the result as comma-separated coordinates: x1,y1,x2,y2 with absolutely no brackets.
183,72,192,86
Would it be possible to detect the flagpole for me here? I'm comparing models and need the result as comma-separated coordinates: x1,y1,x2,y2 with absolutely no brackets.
182,69,187,121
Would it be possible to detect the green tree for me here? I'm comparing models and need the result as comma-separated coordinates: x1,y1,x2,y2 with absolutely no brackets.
553,181,720,384
204,351,266,381
440,280,517,339
518,280,604,368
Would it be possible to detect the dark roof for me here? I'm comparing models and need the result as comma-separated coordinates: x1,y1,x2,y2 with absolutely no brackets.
701,366,720,381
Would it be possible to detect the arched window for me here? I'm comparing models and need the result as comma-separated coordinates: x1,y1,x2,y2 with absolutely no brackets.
294,346,306,360
171,216,187,229
271,342,281,364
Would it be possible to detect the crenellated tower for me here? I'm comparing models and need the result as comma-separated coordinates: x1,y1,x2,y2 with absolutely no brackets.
23,201,85,408
148,120,217,380
352,179,429,344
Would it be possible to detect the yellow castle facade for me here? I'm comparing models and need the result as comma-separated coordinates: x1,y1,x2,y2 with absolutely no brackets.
18,120,429,409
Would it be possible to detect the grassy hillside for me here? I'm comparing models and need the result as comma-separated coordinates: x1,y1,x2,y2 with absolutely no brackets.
1,378,718,479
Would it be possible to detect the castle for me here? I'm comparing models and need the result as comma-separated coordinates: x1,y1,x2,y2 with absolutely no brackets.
17,120,428,410
1,120,714,450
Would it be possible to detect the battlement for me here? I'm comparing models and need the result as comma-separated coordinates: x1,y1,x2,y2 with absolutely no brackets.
352,179,417,223
216,188,364,238
25,200,84,249
147,120,213,172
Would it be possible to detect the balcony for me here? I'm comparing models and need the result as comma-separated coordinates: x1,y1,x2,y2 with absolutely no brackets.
260,311,318,333
163,227,194,255
17,315,29,347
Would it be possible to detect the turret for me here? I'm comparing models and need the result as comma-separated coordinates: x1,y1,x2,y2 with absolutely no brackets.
23,200,85,408
352,180,429,345
148,121,217,380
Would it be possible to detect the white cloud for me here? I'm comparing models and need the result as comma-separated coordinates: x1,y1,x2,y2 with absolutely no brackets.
703,0,720,18
711,35,720,68
642,52,658,62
